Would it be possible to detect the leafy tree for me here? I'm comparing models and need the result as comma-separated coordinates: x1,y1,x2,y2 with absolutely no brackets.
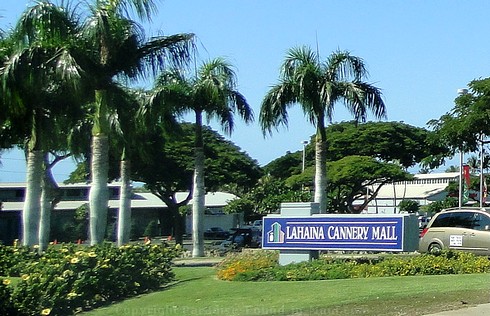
260,46,386,213
263,142,314,180
445,165,459,173
148,58,253,257
428,77,490,160
467,154,490,173
326,121,449,168
132,123,261,245
222,198,256,220
398,200,420,213
224,174,311,219
324,156,412,213
444,175,483,205
265,121,445,182
424,197,458,214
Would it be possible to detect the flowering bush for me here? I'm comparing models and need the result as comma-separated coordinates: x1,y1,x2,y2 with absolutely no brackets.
217,250,490,281
350,251,490,278
0,242,39,276
0,242,181,316
216,250,278,280
0,278,17,315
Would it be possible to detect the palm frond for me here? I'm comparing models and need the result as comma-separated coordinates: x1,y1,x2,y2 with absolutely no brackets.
139,33,195,78
260,81,297,135
325,50,367,82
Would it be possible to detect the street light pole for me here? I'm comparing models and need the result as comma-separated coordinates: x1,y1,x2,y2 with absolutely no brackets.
301,140,308,172
457,88,469,209
480,133,485,207
459,152,464,208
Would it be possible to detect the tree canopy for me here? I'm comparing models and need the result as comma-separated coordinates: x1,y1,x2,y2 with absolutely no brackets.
326,121,450,168
429,77,490,154
265,121,447,179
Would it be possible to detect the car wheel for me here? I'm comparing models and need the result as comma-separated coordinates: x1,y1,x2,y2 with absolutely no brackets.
428,243,442,254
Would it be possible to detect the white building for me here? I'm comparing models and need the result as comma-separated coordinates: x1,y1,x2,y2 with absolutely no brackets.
0,182,241,243
365,172,459,214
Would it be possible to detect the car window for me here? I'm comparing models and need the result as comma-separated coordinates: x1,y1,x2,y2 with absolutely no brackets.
431,213,452,227
472,213,490,230
431,212,474,228
450,212,474,229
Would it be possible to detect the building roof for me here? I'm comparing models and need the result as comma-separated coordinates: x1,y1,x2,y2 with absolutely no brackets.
371,172,459,200
410,172,459,180
372,183,447,200
0,182,237,211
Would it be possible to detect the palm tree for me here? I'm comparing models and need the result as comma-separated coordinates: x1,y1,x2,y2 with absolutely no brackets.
108,86,150,246
150,58,253,257
260,46,386,213
76,0,194,245
0,1,85,247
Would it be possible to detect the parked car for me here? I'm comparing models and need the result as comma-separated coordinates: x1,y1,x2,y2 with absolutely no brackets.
204,227,230,239
418,216,431,229
219,227,262,250
419,207,490,255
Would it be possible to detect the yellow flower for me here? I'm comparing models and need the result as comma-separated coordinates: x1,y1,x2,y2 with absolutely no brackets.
88,252,97,258
41,308,51,315
21,274,30,281
70,257,80,264
75,251,84,256
2,279,11,285
67,292,78,299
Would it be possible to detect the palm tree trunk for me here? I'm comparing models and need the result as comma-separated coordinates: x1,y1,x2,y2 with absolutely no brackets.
23,150,43,246
192,111,205,257
39,181,50,252
89,134,109,245
117,158,132,246
39,153,61,252
314,137,328,213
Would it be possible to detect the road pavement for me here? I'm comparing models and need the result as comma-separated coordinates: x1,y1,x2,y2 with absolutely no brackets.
424,303,490,315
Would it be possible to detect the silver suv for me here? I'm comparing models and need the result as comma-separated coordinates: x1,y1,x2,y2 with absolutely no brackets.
419,207,490,255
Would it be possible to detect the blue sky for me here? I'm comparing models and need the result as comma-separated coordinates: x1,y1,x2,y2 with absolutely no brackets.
1,0,490,182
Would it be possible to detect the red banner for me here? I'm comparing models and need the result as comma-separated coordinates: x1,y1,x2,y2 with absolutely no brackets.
463,165,471,187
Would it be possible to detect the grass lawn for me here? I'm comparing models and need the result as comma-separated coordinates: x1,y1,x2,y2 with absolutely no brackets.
81,266,490,316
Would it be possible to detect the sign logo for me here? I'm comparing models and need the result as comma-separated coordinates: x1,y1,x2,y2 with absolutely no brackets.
267,222,285,243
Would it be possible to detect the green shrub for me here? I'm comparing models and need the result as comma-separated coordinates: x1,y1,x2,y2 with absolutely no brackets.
143,220,160,238
0,278,17,315
2,242,181,316
0,244,39,277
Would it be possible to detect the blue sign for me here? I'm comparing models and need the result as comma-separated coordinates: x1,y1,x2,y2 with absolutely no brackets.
262,216,404,251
